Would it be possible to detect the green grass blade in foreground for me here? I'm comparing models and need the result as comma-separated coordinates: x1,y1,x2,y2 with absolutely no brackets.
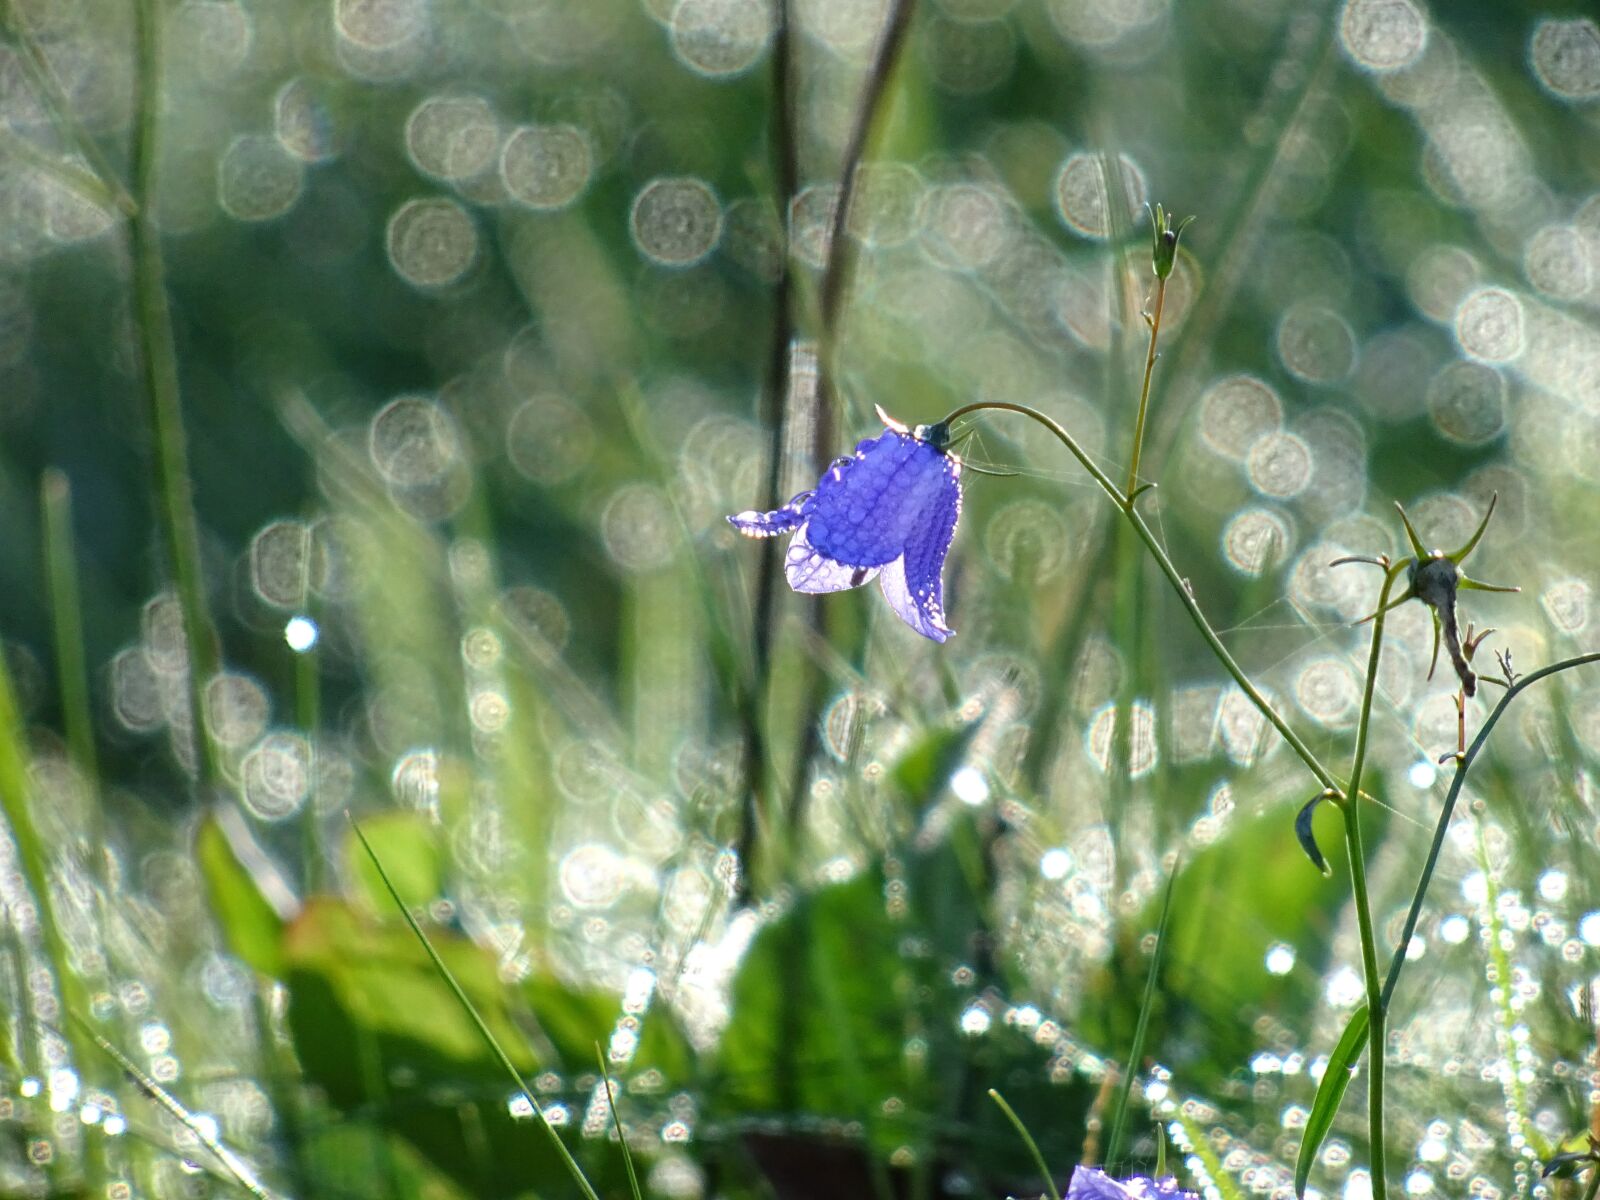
988,1088,1062,1200
73,1015,277,1199
597,1045,644,1200
348,817,603,1200
1295,1004,1369,1199
1106,858,1180,1168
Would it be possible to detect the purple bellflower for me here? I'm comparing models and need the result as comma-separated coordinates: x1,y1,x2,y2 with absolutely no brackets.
727,406,963,642
1067,1167,1200,1200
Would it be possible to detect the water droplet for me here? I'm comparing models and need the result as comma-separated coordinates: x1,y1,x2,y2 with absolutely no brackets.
217,134,303,222
500,123,592,210
1265,943,1296,975
1221,508,1291,576
1053,151,1145,240
1199,374,1283,460
1339,0,1427,72
1426,360,1506,445
386,197,478,288
1530,18,1600,101
670,0,774,77
240,732,312,820
1277,305,1356,383
1246,430,1313,499
1455,287,1524,362
405,95,499,182
630,177,722,267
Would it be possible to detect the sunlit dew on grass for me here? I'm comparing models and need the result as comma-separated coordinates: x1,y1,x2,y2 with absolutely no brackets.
500,124,593,210
1541,579,1590,633
203,672,269,750
788,183,839,268
847,162,923,247
386,198,478,288
920,182,1010,272
1455,287,1524,363
1276,305,1356,384
1426,361,1506,445
405,95,499,183
1052,151,1146,240
391,749,440,817
217,134,304,222
630,176,723,267
602,483,678,572
240,732,312,820
369,395,461,488
985,500,1071,583
669,0,773,77
1294,656,1361,729
250,519,313,608
275,78,338,163
1198,374,1283,461
1408,244,1482,324
1245,430,1312,500
1338,0,1427,72
1221,507,1291,577
1085,701,1157,778
1522,224,1592,301
334,0,428,50
1529,18,1600,101
1047,0,1167,52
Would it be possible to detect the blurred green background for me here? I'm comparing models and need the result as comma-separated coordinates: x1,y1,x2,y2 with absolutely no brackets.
1,0,1599,1196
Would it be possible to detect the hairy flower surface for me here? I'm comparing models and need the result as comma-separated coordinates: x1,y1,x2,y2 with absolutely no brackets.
727,410,962,642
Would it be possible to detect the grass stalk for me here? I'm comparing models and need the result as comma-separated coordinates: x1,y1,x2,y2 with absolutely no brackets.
988,1088,1062,1200
1105,859,1180,1169
41,471,98,791
131,0,223,790
941,399,1341,795
596,1046,644,1200
1338,561,1408,1200
348,816,603,1200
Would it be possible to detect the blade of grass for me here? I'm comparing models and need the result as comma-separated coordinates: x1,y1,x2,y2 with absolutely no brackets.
1105,857,1180,1169
41,471,98,791
1294,1003,1369,1199
348,815,603,1200
596,1044,643,1200
71,1014,278,1200
987,1087,1062,1200
131,0,223,790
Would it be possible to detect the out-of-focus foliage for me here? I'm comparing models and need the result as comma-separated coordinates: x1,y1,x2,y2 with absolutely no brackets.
0,0,1597,1197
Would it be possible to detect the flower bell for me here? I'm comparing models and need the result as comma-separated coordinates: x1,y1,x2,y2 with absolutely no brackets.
727,406,963,642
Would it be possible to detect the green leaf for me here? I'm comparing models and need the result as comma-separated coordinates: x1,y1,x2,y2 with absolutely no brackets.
1295,1004,1370,1199
344,809,443,915
196,813,286,978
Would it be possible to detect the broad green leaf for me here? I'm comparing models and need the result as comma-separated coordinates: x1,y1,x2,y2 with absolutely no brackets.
196,813,286,978
1295,1004,1370,1199
344,809,443,915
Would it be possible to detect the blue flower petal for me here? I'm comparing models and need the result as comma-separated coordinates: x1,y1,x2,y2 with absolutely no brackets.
1066,1168,1199,1200
726,416,962,641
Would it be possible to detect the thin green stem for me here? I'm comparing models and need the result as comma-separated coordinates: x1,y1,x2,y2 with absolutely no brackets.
942,400,1341,794
988,1088,1062,1200
1106,858,1180,1169
131,0,223,789
41,471,97,788
1340,561,1407,1200
1124,273,1168,496
349,817,603,1200
1379,651,1600,1011
1583,1162,1600,1200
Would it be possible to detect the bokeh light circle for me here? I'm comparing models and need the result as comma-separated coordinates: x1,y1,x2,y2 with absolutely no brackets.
386,198,478,288
630,177,723,267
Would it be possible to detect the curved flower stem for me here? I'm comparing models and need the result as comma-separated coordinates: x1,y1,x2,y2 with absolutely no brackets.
1124,272,1168,497
1339,560,1407,1200
1379,650,1600,1011
941,399,1342,795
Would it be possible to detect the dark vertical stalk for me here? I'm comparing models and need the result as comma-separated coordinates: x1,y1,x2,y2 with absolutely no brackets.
735,0,799,902
130,0,223,790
